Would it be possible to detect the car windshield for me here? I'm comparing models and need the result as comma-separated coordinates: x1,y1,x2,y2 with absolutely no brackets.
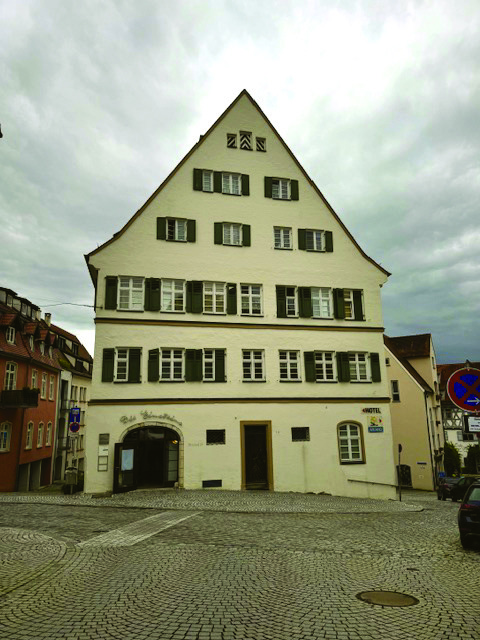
467,487,480,502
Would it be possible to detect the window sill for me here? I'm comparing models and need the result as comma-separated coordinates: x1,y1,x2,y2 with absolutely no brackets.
313,380,338,384
221,192,242,196
202,312,227,317
113,381,142,384
161,310,186,314
272,197,292,201
279,380,302,383
203,380,227,383
165,239,188,243
158,380,186,383
222,243,244,248
0,450,10,454
242,380,266,383
240,314,264,318
340,461,366,465
274,247,293,251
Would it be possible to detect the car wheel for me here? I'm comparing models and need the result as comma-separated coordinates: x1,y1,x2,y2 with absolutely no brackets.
452,496,458,502
460,533,471,550
437,493,441,500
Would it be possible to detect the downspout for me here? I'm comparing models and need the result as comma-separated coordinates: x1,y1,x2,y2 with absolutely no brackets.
15,359,30,491
423,391,436,490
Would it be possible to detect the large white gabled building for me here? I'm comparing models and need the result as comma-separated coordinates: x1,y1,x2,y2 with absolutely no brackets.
84,90,396,499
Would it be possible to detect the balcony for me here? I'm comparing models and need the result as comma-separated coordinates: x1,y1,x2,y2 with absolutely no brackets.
0,388,39,408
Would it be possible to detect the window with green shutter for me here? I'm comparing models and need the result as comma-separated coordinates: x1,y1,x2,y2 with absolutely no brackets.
336,352,351,382
298,287,313,318
227,283,237,315
185,349,203,381
145,279,161,311
102,349,115,382
304,352,316,382
148,349,159,382
186,281,203,313
276,286,287,318
128,349,141,383
370,353,381,382
333,289,345,319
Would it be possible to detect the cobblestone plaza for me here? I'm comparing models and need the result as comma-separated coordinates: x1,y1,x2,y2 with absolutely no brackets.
0,490,478,640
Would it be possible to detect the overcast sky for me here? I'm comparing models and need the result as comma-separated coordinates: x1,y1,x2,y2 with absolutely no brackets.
1,0,479,363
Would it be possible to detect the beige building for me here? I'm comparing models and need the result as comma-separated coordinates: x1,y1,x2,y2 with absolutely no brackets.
84,90,397,498
384,334,444,490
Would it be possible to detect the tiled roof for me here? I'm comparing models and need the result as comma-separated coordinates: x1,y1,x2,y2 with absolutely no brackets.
387,334,431,358
384,335,433,393
437,362,480,390
49,322,79,342
0,312,16,326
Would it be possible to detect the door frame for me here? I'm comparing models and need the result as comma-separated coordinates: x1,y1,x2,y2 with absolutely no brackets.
240,421,273,491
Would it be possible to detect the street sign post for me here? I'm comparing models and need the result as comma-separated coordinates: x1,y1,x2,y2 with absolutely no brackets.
446,367,480,414
69,407,81,433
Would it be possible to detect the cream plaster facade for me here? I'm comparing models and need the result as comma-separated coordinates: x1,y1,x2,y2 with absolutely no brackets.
85,91,397,499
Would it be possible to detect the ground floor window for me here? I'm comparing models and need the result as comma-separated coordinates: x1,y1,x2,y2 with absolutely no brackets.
338,423,364,463
0,421,12,451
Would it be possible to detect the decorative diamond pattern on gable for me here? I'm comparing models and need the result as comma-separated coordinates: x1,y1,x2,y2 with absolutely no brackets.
239,131,252,150
226,133,237,148
256,137,266,152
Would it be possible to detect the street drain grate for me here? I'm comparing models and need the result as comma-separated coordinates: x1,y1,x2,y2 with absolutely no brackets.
356,591,419,607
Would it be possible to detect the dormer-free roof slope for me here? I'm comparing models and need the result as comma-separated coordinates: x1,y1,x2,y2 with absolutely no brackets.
85,89,390,281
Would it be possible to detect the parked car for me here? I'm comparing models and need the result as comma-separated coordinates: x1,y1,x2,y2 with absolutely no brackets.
458,481,480,549
437,476,480,501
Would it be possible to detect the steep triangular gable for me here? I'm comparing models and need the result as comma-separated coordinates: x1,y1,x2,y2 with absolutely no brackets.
85,89,390,278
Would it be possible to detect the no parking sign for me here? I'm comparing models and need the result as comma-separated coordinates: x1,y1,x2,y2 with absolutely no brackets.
447,367,480,413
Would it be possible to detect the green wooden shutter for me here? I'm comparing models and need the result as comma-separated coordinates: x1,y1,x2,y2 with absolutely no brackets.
241,174,250,196
353,290,364,320
185,349,202,381
242,224,251,246
304,352,316,382
370,353,381,382
193,168,202,191
215,349,226,382
128,349,141,383
264,176,272,198
101,348,115,382
337,352,351,382
298,229,306,250
156,217,166,240
214,222,223,245
148,349,159,382
298,287,312,318
144,278,160,311
325,231,333,252
290,180,299,201
227,283,237,315
333,289,345,319
187,281,203,313
185,349,196,381
213,171,222,193
276,286,287,318
105,277,118,310
187,219,196,243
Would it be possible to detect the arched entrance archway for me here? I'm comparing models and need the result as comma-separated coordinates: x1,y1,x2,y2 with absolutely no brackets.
113,424,182,494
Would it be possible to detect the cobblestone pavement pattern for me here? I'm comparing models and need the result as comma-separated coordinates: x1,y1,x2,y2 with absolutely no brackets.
0,490,479,640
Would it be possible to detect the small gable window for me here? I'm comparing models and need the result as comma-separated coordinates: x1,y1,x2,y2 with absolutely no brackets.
256,137,266,152
239,131,252,150
226,133,237,148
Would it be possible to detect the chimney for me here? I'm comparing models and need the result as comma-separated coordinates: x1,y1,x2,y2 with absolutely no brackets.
44,312,52,326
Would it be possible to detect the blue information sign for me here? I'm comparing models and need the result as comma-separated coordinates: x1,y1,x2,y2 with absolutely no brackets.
69,407,81,433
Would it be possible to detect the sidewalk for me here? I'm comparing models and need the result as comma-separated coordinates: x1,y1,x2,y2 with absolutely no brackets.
0,487,428,513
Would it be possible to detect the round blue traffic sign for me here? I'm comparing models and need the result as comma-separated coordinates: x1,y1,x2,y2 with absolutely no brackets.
69,422,80,433
447,368,480,413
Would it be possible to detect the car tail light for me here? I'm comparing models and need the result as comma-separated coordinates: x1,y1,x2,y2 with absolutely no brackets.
460,503,480,510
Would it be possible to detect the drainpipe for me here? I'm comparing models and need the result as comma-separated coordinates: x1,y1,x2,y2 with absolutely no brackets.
424,391,436,489
14,407,26,491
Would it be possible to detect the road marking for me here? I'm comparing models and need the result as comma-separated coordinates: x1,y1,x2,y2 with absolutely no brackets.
77,511,198,548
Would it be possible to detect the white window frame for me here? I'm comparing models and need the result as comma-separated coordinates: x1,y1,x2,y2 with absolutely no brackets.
344,289,356,320
223,223,242,246
161,279,185,313
41,373,47,398
31,369,37,389
25,422,34,449
222,173,241,195
39,341,45,355
5,362,17,390
29,336,34,350
6,326,15,344
37,422,44,448
0,422,12,452
311,287,333,319
114,349,129,382
203,348,225,382
338,423,364,463
391,380,400,402
285,286,297,317
160,348,184,381
240,284,262,316
305,229,325,252
242,350,265,381
49,375,55,401
279,350,301,381
273,227,292,250
46,422,52,446
348,353,370,382
166,218,187,242
314,352,336,381
118,276,144,311
272,178,291,200
202,170,213,192
203,282,226,314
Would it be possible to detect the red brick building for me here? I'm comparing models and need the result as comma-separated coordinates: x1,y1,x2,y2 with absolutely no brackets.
0,288,61,491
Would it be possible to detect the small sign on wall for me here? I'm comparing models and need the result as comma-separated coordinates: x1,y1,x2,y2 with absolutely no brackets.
367,415,383,432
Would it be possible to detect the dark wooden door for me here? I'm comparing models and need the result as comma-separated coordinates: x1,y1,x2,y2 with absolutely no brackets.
244,424,268,489
113,442,138,493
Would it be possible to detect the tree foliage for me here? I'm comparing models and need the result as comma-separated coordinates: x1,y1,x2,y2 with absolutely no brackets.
464,443,480,474
443,441,462,476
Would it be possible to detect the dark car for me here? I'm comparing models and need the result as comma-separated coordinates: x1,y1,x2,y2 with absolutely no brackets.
458,481,480,549
438,476,480,502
